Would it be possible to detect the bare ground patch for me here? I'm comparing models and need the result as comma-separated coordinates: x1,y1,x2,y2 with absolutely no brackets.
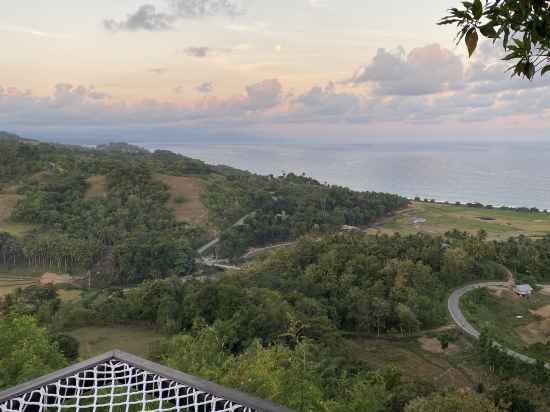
487,286,516,299
156,175,209,225
517,319,550,345
418,337,460,355
85,175,108,199
40,272,74,285
530,304,550,319
516,305,550,345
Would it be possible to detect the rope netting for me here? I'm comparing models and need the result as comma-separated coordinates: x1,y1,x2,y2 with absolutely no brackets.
0,360,254,412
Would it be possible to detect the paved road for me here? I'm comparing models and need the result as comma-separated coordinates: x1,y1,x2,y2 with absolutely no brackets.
448,281,549,367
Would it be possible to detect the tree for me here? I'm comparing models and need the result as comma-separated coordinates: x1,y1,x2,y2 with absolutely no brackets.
0,315,67,388
440,0,550,78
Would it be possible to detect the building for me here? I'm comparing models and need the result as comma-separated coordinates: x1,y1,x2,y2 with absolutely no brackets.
515,284,534,297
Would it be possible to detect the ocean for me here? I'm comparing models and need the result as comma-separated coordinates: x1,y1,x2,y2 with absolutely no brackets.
141,139,550,210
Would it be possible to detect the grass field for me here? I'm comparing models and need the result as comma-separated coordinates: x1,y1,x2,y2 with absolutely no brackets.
368,201,550,240
461,287,550,361
67,326,167,360
352,336,490,389
156,174,210,225
0,266,45,297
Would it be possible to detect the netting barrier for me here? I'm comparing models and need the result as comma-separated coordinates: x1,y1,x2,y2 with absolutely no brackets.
0,359,255,412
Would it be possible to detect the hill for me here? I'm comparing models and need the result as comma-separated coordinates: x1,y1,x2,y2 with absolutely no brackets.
0,132,408,285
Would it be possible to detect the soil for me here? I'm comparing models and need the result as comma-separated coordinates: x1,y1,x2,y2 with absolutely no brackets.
516,305,550,345
40,272,73,285
85,175,108,199
418,337,460,354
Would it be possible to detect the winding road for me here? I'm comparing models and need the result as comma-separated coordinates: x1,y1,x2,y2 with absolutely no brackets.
448,279,549,367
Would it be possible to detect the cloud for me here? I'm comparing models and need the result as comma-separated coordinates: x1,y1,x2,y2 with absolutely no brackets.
291,83,362,121
0,25,70,39
105,0,242,32
149,67,168,75
350,44,464,96
104,5,174,32
183,46,210,57
242,79,283,111
171,0,242,18
196,82,213,93
181,46,232,58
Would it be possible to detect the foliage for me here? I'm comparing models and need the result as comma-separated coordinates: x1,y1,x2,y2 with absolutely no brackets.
204,172,408,258
405,389,501,412
440,0,550,78
0,315,66,389
54,334,80,361
158,323,432,412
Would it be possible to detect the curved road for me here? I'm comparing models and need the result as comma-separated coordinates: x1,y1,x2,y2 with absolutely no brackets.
448,281,549,367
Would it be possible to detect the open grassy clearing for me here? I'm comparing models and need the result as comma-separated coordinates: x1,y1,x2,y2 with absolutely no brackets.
351,336,490,389
57,288,82,302
368,201,550,240
67,326,167,360
156,174,209,225
461,287,550,361
84,175,108,199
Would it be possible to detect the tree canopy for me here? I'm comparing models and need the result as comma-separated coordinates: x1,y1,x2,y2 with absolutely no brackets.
440,0,550,78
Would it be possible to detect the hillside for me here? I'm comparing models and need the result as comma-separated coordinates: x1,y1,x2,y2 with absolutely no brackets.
0,133,408,285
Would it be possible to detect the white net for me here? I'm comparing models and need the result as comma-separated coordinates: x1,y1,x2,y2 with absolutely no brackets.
0,359,254,412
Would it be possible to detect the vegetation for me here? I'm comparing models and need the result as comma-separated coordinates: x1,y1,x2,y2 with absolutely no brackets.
4,133,550,410
0,134,407,284
369,201,550,240
440,0,550,78
462,287,550,361
0,315,66,388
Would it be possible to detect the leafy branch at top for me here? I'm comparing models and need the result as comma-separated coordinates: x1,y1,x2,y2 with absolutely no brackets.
439,0,550,79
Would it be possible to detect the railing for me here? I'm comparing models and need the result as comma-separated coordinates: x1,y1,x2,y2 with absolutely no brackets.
0,350,294,412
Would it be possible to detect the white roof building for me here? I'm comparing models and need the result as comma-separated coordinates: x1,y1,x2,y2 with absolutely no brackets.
515,284,534,296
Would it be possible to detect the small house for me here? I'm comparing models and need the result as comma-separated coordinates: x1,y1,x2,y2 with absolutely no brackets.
413,218,427,225
514,284,534,297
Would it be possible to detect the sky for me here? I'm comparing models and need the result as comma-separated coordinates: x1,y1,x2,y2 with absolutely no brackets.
1,0,549,144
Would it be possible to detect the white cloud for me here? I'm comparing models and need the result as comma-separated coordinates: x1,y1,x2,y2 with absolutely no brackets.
350,44,464,96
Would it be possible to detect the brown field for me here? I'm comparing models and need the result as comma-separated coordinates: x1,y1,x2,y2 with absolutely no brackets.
352,337,486,389
85,175,108,199
517,305,550,345
156,175,209,225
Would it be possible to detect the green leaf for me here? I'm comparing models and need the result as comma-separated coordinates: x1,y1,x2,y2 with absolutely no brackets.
465,28,479,57
479,24,498,38
473,0,483,20
541,65,550,77
526,63,536,80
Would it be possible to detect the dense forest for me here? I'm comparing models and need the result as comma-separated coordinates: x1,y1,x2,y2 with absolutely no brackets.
3,133,550,411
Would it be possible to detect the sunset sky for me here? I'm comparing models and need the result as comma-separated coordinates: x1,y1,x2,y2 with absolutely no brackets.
2,0,549,143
